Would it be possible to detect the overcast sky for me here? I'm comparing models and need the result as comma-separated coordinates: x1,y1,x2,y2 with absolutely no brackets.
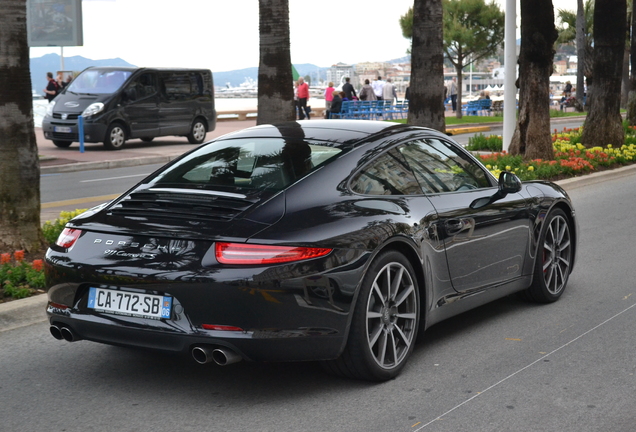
29,0,580,72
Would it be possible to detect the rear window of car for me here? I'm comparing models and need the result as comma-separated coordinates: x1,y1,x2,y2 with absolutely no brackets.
147,138,342,192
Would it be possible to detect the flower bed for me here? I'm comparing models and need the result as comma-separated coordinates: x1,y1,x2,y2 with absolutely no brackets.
473,126,636,181
1,209,86,302
0,251,45,300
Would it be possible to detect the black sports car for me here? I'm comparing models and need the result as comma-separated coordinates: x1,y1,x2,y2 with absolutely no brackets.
45,120,577,381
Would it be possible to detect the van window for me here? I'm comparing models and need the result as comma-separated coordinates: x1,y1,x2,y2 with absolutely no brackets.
161,72,209,100
67,69,133,94
131,73,157,100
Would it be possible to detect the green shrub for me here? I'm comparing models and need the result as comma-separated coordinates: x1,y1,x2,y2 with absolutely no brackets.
42,209,87,245
466,133,503,151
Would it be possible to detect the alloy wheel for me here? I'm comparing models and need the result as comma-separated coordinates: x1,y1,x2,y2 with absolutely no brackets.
542,214,572,295
365,262,417,369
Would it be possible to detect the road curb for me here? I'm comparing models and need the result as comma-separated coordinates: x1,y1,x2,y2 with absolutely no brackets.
446,125,491,135
41,154,183,175
0,294,48,332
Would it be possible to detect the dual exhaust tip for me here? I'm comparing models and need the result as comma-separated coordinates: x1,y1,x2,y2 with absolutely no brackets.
50,325,242,366
191,345,242,366
49,325,79,342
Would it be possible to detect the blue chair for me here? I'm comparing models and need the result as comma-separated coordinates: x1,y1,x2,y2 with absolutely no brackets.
334,101,350,119
478,99,492,116
358,101,372,120
370,100,385,120
399,100,409,119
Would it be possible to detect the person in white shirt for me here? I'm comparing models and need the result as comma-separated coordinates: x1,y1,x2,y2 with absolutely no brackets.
372,76,385,101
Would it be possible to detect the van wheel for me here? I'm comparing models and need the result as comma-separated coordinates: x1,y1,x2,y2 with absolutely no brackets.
140,137,154,142
187,119,206,144
104,123,126,150
52,140,73,148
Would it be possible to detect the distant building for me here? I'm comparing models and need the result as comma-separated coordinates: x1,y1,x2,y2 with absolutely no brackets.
327,63,354,87
554,60,567,75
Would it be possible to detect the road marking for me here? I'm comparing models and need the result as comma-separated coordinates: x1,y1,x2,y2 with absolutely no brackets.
80,173,150,183
42,194,120,209
412,301,636,431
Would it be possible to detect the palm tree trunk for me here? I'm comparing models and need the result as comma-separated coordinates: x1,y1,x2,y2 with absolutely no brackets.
581,0,626,148
628,0,636,125
407,0,445,131
508,0,558,160
257,0,295,125
575,0,586,111
0,0,43,252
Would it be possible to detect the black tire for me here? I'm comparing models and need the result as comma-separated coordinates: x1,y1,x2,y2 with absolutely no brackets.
140,137,154,142
187,118,207,144
524,208,573,303
103,123,126,150
323,250,419,381
52,140,72,148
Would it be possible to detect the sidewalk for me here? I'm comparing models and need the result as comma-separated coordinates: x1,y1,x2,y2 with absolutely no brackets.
38,114,496,175
38,119,259,174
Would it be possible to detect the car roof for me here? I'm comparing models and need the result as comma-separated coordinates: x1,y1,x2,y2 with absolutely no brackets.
214,120,439,149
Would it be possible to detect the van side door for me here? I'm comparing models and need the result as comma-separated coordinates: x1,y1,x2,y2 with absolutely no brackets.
159,72,195,136
122,72,160,138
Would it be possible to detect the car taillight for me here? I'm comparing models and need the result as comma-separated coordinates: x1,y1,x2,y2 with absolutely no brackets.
215,242,332,265
55,228,82,248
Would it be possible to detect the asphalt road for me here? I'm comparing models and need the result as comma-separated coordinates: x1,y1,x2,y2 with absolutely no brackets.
3,156,636,431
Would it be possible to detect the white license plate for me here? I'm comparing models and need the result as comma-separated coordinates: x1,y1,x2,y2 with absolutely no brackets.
54,126,72,133
87,287,172,320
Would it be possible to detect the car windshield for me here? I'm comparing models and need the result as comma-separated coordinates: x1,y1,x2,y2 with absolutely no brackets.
146,137,343,192
67,69,133,94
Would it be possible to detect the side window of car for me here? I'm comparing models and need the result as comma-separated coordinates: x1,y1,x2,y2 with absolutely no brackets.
350,147,422,195
400,138,493,193
134,73,156,99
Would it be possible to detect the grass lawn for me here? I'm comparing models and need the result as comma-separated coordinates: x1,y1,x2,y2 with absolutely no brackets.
392,110,587,126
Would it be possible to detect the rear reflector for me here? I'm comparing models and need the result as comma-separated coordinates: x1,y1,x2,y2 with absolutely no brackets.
55,228,82,249
215,242,332,265
202,324,244,332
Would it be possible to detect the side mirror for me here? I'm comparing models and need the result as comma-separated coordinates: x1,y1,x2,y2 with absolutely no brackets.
499,171,522,194
470,171,521,209
123,87,136,102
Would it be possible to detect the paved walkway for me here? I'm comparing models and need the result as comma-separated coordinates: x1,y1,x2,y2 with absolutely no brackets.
38,119,259,174
38,118,489,174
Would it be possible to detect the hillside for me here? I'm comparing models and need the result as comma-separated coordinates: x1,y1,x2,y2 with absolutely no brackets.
30,53,136,93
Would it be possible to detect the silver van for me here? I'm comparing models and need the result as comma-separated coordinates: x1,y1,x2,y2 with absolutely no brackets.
42,67,216,150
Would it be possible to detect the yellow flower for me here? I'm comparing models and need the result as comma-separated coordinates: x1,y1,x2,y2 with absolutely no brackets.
527,166,535,171
505,165,511,171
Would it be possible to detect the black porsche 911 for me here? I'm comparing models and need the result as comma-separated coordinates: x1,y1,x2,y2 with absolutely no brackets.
45,120,577,381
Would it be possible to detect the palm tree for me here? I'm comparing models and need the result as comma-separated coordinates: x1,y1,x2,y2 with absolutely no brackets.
256,0,295,125
508,0,558,160
581,0,627,148
407,0,446,131
556,0,594,110
0,0,43,252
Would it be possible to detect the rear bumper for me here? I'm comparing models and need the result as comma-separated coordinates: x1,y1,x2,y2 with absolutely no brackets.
47,305,347,362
